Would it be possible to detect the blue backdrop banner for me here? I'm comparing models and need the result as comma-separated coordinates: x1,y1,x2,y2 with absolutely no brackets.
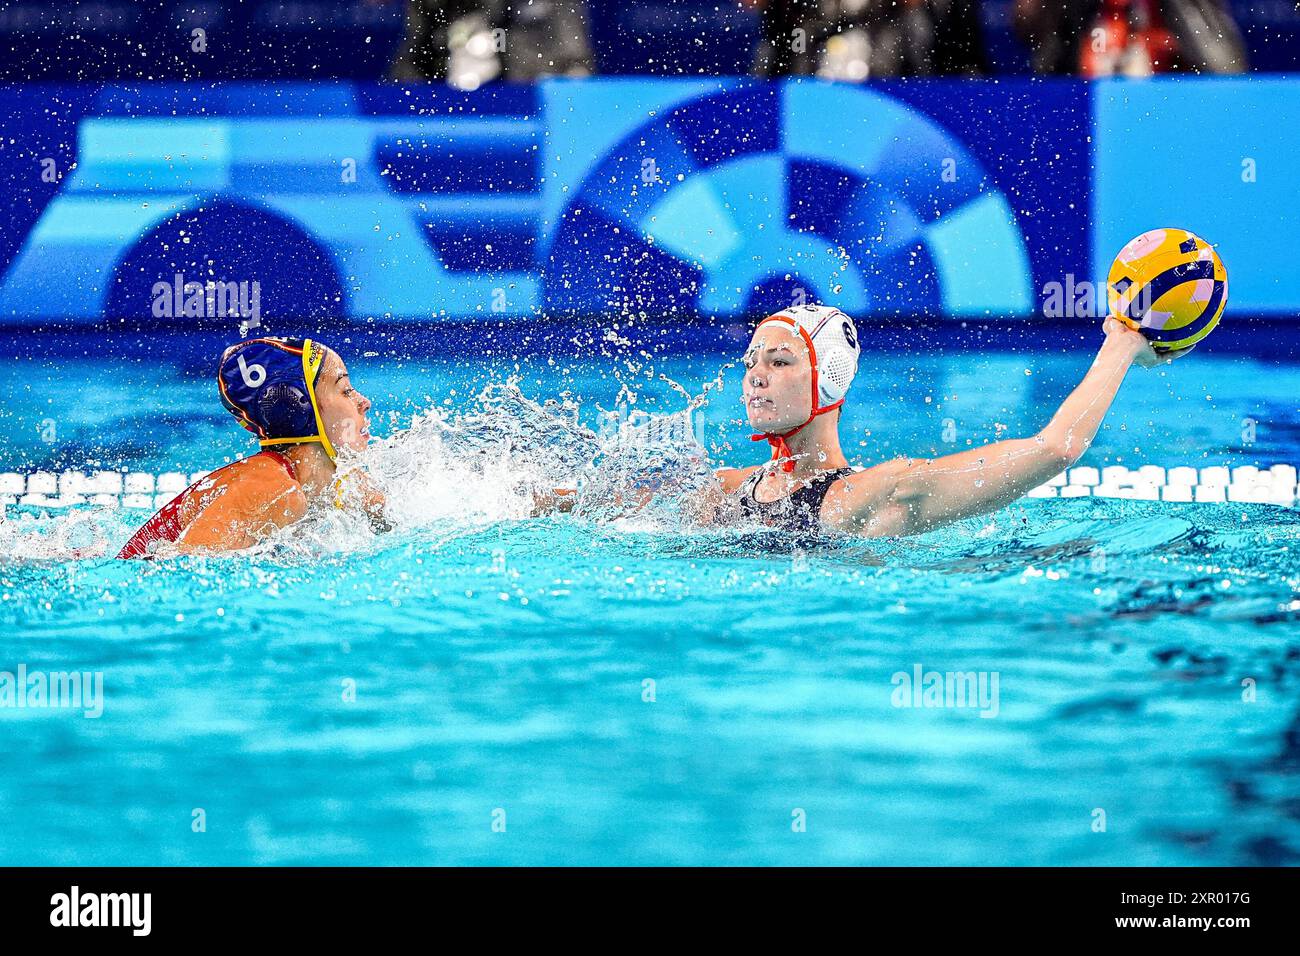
0,78,1288,326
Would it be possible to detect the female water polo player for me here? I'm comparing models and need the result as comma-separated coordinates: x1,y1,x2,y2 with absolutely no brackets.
118,337,386,558
712,303,1192,536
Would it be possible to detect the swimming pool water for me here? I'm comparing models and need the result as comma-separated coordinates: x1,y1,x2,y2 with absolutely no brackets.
2,336,1298,865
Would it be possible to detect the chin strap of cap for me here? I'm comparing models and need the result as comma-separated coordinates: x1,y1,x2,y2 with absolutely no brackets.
750,401,843,473
748,316,844,473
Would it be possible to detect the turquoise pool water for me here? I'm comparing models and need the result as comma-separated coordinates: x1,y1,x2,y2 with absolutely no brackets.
1,334,1298,865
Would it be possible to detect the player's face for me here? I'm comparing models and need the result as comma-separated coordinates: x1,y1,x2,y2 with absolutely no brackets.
742,325,814,432
316,350,372,454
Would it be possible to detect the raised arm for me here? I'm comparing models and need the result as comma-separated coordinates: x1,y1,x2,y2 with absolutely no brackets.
827,318,1188,537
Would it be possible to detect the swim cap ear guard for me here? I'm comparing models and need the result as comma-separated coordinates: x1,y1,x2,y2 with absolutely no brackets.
217,337,337,460
749,304,860,472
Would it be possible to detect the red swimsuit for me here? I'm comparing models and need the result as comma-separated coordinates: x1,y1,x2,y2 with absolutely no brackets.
116,450,296,559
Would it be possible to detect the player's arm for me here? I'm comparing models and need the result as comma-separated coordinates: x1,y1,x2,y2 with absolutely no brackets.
684,466,760,526
530,466,754,520
530,484,661,517
336,469,391,532
530,487,578,515
827,319,1185,536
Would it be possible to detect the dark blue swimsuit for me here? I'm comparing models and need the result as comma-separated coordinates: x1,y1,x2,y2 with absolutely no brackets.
736,467,855,533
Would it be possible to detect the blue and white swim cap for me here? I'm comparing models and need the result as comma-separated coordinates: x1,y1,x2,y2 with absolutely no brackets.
217,337,337,460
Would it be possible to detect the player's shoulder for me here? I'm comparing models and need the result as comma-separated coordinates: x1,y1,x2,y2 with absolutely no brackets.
214,453,304,506
826,460,902,500
715,465,762,493
821,462,913,535
233,451,298,480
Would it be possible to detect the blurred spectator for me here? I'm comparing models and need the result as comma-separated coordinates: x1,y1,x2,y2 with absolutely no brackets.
750,0,826,75
750,0,988,78
388,0,593,84
1014,0,1248,75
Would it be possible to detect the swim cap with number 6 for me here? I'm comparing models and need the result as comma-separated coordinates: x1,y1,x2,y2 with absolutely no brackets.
216,337,337,459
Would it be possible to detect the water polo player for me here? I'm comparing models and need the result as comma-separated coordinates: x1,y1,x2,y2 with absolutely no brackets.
712,302,1192,536
118,337,386,558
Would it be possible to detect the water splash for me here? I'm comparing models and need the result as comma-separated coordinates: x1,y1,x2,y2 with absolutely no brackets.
324,377,717,543
0,374,725,563
0,508,115,562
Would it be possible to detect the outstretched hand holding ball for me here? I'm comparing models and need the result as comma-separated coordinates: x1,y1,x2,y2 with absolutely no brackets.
1106,227,1228,366
1103,315,1195,368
